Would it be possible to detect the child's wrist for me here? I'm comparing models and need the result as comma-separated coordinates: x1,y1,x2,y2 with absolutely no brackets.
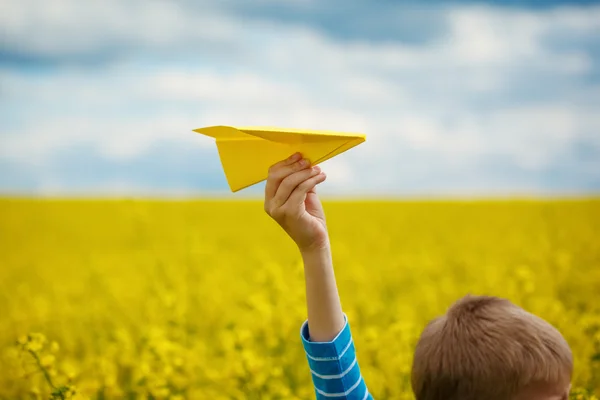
299,240,331,259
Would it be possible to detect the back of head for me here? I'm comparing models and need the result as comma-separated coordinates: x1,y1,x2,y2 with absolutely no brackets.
411,295,573,400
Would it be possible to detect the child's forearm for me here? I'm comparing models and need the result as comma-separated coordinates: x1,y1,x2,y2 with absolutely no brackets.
300,243,345,342
262,156,371,398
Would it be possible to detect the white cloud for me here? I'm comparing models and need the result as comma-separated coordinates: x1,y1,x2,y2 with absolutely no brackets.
0,107,208,163
0,0,238,58
145,70,310,104
0,1,599,194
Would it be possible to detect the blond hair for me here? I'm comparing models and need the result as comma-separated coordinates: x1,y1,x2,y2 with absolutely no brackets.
411,295,573,400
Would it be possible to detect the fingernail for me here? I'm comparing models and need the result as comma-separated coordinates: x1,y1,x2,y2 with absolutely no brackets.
290,152,301,161
312,165,321,173
299,158,308,167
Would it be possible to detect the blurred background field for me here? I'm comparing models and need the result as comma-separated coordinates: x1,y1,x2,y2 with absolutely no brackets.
1,198,599,399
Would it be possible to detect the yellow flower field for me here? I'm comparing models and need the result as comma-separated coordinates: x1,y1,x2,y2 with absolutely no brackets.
0,199,599,399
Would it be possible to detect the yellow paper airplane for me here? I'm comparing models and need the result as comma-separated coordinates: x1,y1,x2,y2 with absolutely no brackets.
193,125,366,192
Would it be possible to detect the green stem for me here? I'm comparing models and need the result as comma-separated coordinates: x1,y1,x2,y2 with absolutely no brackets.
28,350,65,400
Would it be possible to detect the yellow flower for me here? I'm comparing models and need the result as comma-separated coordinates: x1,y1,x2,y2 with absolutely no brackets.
1,199,599,398
50,341,60,353
40,354,55,368
17,335,28,346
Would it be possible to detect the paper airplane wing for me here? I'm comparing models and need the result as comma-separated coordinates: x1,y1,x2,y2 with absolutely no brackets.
193,125,366,192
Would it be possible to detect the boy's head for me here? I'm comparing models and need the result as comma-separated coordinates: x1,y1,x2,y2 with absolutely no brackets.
411,295,572,400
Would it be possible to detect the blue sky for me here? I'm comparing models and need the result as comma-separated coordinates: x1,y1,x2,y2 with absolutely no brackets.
1,0,599,197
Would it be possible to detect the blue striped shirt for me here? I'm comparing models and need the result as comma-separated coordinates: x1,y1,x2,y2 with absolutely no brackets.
300,314,373,399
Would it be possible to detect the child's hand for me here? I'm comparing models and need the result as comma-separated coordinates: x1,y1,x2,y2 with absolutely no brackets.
264,152,329,252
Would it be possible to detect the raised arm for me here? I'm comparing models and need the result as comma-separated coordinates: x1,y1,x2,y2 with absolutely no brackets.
264,153,372,400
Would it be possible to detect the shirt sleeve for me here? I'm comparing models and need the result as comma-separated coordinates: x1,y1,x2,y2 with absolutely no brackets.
300,314,373,400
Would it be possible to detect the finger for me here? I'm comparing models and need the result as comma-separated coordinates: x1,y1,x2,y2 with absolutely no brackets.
272,166,321,208
265,153,303,196
265,156,310,201
287,171,327,209
265,152,302,201
279,152,303,167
